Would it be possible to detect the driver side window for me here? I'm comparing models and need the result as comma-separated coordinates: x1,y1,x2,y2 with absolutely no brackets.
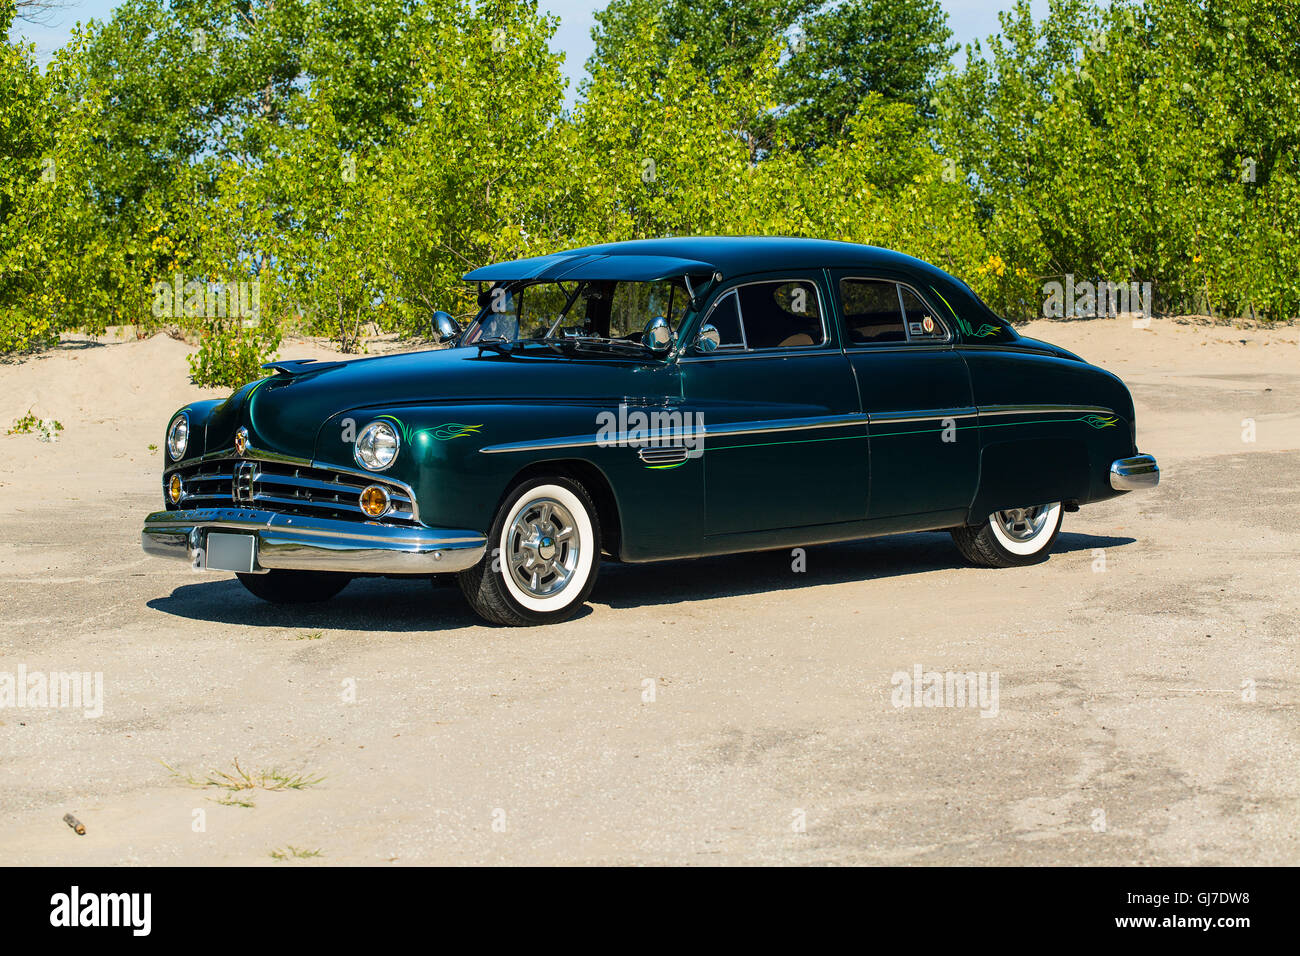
736,280,825,349
701,280,826,351
705,292,745,348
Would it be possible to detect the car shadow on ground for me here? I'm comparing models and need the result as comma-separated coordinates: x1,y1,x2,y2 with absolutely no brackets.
146,574,492,632
593,530,1136,610
146,531,1133,629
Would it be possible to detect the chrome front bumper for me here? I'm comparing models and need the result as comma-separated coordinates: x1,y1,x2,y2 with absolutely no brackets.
1109,454,1160,491
142,508,488,575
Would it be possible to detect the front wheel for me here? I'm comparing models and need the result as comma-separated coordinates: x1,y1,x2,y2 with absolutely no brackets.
950,502,1063,568
236,569,351,603
458,477,602,626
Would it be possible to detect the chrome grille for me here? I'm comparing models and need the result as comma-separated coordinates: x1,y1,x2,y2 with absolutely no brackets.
232,461,256,504
166,458,418,524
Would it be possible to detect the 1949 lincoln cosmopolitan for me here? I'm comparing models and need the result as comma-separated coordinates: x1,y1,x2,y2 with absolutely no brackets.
142,237,1160,625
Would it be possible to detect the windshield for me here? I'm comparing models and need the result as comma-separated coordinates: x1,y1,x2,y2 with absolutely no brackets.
460,278,694,352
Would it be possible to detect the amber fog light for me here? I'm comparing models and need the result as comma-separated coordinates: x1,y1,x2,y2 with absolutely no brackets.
168,474,183,504
359,484,391,518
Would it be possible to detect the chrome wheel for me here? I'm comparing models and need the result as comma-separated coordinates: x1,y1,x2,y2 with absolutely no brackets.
460,477,601,626
953,501,1062,567
504,496,579,598
994,505,1053,542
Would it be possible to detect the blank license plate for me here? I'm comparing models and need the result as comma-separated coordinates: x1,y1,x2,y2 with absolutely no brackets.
205,533,256,573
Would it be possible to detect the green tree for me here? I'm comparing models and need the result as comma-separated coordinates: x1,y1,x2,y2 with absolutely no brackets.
587,0,814,87
0,0,52,351
247,0,568,349
776,0,956,149
937,0,1300,319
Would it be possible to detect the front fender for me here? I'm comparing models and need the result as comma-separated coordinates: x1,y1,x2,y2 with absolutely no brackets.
165,398,226,464
313,403,704,559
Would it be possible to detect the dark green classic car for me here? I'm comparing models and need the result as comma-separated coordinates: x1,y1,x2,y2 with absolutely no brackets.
142,237,1160,625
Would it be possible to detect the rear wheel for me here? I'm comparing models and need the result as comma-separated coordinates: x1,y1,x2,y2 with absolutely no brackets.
458,477,601,626
236,569,351,604
951,502,1063,568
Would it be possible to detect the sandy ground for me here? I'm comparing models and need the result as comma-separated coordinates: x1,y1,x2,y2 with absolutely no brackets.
0,317,1297,865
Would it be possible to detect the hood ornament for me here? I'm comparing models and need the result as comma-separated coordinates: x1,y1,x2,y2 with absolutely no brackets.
234,427,248,457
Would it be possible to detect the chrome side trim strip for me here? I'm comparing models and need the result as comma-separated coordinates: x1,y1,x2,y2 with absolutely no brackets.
478,405,1121,456
480,434,606,455
978,404,1118,418
843,344,955,354
479,413,868,454
871,407,977,424
678,347,837,362
704,414,867,438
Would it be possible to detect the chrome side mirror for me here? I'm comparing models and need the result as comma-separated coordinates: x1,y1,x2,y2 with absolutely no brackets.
694,324,721,353
642,315,672,352
431,310,461,345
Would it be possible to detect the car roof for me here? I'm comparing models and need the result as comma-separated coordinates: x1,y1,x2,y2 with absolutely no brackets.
463,236,953,284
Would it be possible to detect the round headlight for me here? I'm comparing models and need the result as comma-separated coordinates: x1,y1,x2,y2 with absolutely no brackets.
354,420,399,471
167,413,189,461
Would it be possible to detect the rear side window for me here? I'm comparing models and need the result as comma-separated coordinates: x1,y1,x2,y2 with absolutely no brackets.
734,280,825,349
900,286,947,341
840,278,905,344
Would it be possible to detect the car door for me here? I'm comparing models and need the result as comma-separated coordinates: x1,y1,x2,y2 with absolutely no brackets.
831,271,979,526
679,272,869,539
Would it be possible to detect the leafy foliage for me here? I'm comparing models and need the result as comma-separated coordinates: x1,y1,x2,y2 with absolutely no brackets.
7,408,63,440
775,0,956,147
1,0,1297,370
936,0,1300,318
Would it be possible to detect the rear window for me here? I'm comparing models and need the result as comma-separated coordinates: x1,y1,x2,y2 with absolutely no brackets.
900,285,947,341
840,278,905,344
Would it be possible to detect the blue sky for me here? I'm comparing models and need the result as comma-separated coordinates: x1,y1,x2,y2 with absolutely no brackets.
10,0,1049,95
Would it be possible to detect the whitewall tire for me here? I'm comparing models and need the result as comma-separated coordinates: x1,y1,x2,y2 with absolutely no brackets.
951,501,1063,568
458,477,601,625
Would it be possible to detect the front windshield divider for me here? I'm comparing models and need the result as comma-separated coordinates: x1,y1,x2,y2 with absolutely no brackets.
683,274,698,309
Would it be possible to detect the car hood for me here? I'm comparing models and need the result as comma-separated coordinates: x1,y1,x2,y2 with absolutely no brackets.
203,346,671,457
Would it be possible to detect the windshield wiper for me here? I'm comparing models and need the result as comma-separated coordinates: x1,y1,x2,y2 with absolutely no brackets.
474,336,515,355
549,336,653,357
